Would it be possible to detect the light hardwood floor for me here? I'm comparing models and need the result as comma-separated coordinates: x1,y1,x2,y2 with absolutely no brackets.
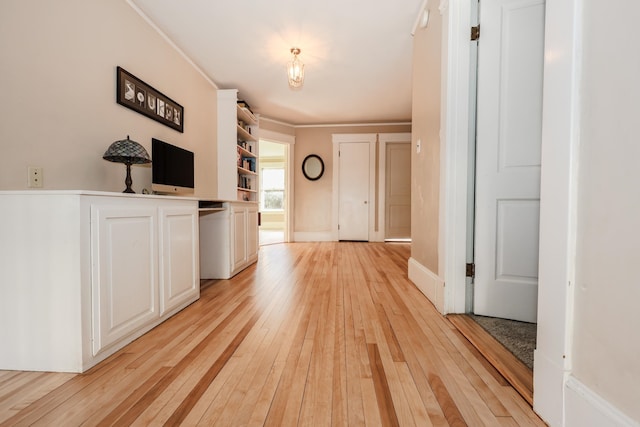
447,315,534,406
0,242,544,426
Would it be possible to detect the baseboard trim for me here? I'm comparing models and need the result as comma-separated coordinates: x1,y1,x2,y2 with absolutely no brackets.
565,376,639,427
408,257,445,313
532,349,565,427
293,231,333,242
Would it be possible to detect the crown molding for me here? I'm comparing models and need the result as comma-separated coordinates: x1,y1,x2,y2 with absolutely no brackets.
125,0,218,90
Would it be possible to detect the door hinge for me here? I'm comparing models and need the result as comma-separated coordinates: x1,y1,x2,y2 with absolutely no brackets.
338,224,340,230
471,25,480,41
466,263,475,278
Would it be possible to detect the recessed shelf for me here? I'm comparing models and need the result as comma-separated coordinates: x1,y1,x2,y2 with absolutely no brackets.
219,90,258,203
237,125,256,142
237,145,256,158
237,166,257,176
237,105,257,125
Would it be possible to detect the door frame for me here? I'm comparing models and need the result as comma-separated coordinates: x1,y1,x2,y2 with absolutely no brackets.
438,0,579,423
378,133,412,241
259,128,295,243
440,0,475,314
332,133,377,242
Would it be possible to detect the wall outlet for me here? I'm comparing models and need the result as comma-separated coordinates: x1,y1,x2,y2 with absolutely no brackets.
28,167,43,188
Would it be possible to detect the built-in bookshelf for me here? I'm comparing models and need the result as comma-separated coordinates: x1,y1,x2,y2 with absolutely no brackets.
216,89,259,202
236,105,258,201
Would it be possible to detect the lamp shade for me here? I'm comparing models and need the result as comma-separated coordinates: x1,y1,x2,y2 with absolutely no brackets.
103,135,151,193
103,135,151,165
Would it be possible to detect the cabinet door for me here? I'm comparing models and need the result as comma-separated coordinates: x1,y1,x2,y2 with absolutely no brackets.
231,207,247,272
199,210,232,279
91,206,158,356
246,205,259,262
159,206,199,315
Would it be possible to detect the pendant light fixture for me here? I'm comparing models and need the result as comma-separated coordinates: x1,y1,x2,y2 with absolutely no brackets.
287,47,305,89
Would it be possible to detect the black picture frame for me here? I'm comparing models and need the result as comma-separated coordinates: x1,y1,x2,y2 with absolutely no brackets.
302,154,325,181
116,66,184,133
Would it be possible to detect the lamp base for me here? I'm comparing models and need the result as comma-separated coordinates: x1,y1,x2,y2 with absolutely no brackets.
123,163,135,193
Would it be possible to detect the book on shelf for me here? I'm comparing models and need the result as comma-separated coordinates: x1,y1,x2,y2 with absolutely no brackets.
237,100,251,111
240,157,256,172
237,175,255,190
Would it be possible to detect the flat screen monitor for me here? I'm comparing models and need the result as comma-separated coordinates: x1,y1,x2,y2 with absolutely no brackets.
151,138,194,194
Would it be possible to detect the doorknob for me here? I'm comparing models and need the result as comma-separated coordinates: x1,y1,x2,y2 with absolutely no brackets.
364,201,368,204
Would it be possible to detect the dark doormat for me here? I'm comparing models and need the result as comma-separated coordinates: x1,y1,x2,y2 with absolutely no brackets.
469,314,536,370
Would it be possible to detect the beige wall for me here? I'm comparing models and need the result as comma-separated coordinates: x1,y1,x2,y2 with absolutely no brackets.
0,0,218,198
294,125,411,233
260,118,296,136
571,0,640,420
410,11,442,274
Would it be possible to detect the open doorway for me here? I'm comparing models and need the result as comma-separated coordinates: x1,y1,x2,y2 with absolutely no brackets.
448,0,543,404
258,140,287,246
378,133,412,242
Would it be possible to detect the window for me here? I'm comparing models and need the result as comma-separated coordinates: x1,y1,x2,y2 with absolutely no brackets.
261,168,284,210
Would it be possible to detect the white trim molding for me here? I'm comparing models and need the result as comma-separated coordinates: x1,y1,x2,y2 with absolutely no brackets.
408,257,445,312
259,116,411,129
293,232,333,242
259,116,296,128
297,122,411,129
440,0,472,315
565,377,640,427
534,0,583,425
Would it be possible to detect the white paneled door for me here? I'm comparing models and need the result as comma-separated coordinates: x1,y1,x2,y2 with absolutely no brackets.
473,0,545,323
338,142,370,241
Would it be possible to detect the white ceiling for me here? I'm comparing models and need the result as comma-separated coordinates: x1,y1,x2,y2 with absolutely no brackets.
130,0,423,126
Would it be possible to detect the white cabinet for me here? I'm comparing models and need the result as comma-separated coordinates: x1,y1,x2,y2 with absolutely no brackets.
200,202,259,279
231,206,248,271
246,204,259,263
0,191,199,373
159,206,200,315
90,199,199,357
91,205,159,356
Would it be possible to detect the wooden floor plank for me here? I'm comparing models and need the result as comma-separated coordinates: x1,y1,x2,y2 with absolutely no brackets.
0,372,72,423
0,242,544,427
447,313,534,405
